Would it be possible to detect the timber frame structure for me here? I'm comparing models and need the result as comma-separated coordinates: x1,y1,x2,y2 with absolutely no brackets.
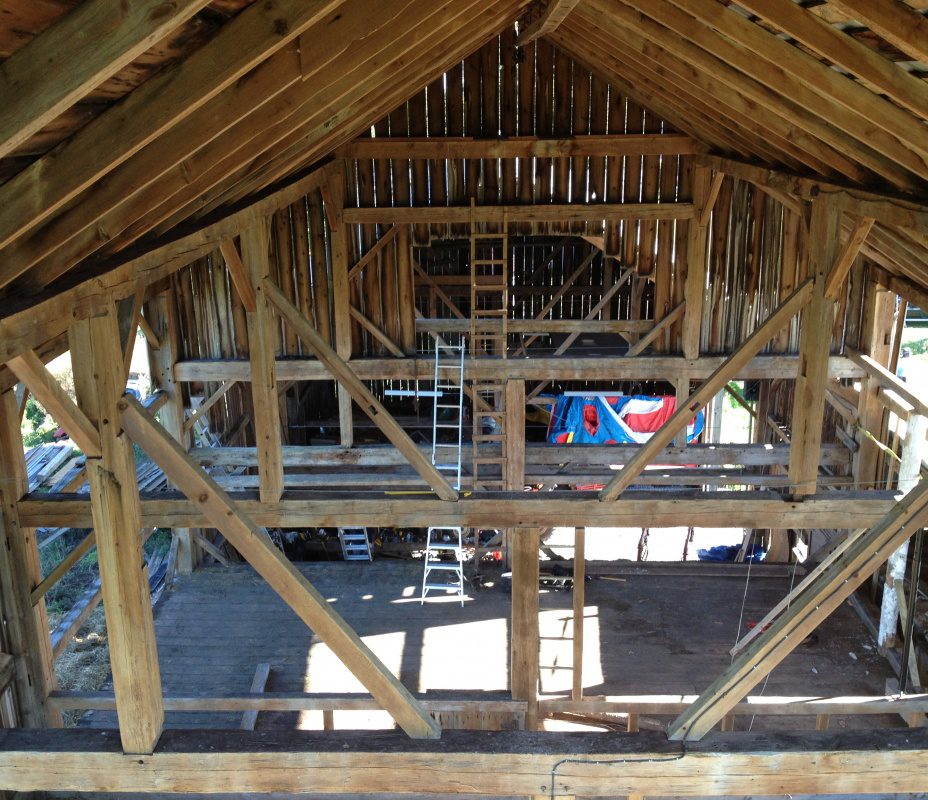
2,0,928,796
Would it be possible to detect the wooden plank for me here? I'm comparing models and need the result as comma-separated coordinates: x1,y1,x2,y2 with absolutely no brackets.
395,225,416,354
263,280,457,500
511,529,539,730
572,526,585,702
70,304,163,754
737,0,928,122
119,395,440,740
827,0,928,67
421,319,654,335
343,203,695,224
667,474,928,741
505,381,525,492
172,354,863,383
517,0,583,43
340,135,702,159
698,171,726,228
348,306,404,358
600,279,814,499
183,381,238,434
0,0,347,268
5,351,101,457
7,728,928,795
0,391,59,727
19,491,896,531
825,216,875,301
660,0,928,191
0,0,212,160
788,199,841,495
240,663,271,731
242,218,284,503
219,240,258,313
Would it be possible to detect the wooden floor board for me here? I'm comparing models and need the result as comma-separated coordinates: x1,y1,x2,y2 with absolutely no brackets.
80,561,897,733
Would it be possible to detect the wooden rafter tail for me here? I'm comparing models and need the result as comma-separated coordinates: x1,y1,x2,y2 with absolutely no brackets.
118,395,441,740
260,278,459,501
668,476,928,741
599,279,814,501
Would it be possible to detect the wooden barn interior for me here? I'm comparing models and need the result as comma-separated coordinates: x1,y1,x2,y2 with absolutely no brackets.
2,0,928,796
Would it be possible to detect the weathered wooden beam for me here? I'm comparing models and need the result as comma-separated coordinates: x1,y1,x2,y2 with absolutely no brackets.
0,0,212,161
572,526,585,701
262,280,458,501
187,442,851,469
5,727,928,795
517,0,583,43
20,491,895,531
242,218,284,503
682,167,712,359
340,134,702,159
668,475,928,741
849,348,928,420
5,351,101,457
600,280,814,500
171,354,863,383
789,199,841,495
625,302,685,358
119,395,440,740
70,305,163,754
419,319,655,335
344,203,694,224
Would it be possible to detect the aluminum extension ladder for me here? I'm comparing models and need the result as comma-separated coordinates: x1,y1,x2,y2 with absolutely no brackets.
430,336,465,490
421,526,465,605
338,527,372,561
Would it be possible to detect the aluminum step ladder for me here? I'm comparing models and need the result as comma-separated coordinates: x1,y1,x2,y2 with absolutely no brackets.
338,527,372,561
421,526,465,605
431,335,466,490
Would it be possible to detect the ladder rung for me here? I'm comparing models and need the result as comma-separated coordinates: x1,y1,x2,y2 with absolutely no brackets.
423,584,464,592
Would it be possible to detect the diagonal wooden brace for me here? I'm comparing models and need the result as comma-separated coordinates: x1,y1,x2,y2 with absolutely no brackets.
119,395,441,740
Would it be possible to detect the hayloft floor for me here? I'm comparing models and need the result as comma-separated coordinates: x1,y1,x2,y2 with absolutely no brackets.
81,552,900,735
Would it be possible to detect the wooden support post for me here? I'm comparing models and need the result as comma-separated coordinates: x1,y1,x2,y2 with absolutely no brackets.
119,396,440,740
242,217,284,503
572,526,585,702
504,380,526,567
789,199,841,496
668,473,928,741
70,304,163,755
511,528,539,730
0,390,60,727
879,413,928,651
327,163,354,447
146,290,198,573
396,225,417,354
682,167,712,359
600,280,813,500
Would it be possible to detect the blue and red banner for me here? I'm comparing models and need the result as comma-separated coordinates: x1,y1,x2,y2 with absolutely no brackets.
546,394,704,445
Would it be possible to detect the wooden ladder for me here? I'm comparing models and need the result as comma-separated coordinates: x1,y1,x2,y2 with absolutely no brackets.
469,199,509,490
